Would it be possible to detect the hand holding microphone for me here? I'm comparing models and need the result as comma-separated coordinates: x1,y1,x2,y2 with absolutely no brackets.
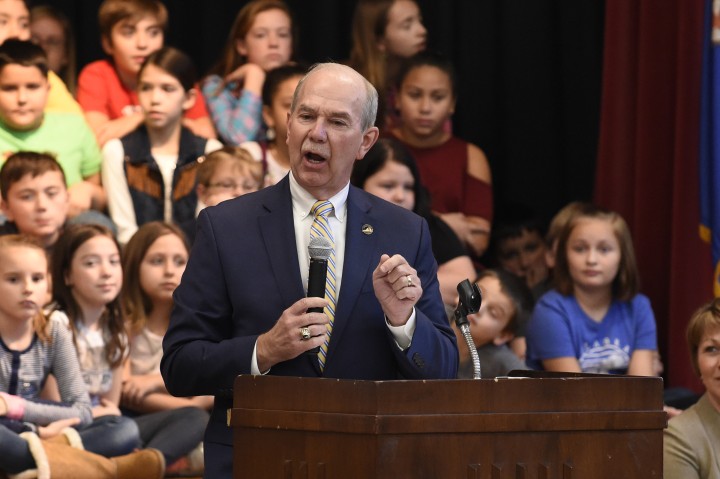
255,237,333,370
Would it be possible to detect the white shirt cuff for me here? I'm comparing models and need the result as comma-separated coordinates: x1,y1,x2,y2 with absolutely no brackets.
386,308,416,350
251,340,270,375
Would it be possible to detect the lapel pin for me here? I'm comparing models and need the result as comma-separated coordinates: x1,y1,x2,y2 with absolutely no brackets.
362,224,374,235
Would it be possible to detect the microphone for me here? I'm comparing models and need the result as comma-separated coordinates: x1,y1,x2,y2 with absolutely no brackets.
307,236,332,313
454,279,483,379
305,237,332,356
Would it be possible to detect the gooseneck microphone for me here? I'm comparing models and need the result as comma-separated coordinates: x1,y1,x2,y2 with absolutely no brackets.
307,236,332,313
454,279,483,379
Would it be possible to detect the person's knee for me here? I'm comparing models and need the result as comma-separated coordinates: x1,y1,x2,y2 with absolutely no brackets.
178,407,210,428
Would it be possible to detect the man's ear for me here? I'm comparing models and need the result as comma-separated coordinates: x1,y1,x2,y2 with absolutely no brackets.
356,126,380,160
492,330,515,347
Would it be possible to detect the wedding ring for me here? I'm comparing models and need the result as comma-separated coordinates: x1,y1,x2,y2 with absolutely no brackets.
300,327,311,341
406,275,413,288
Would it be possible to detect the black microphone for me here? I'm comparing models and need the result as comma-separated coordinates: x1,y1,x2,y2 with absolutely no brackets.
307,236,332,313
454,279,483,379
305,237,332,356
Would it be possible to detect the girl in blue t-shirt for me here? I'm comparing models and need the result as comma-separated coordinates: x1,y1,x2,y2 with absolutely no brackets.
525,203,657,375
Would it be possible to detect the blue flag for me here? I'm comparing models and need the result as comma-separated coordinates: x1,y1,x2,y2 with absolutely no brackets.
700,0,720,296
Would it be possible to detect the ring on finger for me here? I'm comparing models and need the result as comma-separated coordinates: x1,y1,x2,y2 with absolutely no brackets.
300,326,311,341
406,275,413,288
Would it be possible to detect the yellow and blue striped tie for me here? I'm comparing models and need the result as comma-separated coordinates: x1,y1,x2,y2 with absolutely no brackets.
311,200,336,371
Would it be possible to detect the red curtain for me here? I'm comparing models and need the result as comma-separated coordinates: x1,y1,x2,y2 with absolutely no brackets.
596,0,712,391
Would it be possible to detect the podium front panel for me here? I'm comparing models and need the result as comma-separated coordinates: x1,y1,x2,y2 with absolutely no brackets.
230,375,665,478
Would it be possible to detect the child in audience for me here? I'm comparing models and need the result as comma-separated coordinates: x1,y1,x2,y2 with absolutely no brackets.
121,222,211,472
490,204,549,299
77,0,214,145
351,137,476,307
452,269,531,379
49,222,197,470
0,0,82,115
240,63,306,185
202,0,294,145
48,223,143,458
544,201,583,270
349,0,427,129
0,40,106,217
525,203,657,375
0,234,165,478
391,51,493,259
0,152,68,248
102,46,222,244
196,146,263,209
30,4,76,95
182,146,263,243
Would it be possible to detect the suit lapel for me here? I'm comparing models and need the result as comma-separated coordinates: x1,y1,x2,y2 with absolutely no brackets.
326,187,377,362
258,178,305,308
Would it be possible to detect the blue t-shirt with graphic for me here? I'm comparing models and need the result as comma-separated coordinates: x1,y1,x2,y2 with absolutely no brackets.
525,290,657,374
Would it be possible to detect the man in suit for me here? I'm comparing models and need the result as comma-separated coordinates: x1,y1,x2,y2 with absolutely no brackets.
160,63,458,478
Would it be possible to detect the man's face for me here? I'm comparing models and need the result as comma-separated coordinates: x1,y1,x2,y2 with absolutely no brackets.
102,16,163,80
0,64,49,131
0,0,30,44
1,170,69,246
286,66,378,199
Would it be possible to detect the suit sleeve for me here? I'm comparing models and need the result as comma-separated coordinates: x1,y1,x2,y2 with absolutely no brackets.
161,209,260,398
390,217,458,379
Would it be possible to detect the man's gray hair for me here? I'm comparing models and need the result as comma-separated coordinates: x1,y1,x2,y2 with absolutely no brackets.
290,63,378,131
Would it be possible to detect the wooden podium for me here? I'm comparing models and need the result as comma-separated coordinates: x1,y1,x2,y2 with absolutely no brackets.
229,372,666,478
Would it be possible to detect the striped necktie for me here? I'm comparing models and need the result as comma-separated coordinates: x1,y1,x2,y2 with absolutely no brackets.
310,200,336,371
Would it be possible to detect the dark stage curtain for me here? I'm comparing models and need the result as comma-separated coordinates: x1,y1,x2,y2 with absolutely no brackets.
596,0,712,390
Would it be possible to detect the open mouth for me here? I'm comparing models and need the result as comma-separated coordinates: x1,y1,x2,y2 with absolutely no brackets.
304,151,327,163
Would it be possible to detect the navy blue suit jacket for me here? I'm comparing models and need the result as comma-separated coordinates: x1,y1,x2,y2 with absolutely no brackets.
161,176,458,477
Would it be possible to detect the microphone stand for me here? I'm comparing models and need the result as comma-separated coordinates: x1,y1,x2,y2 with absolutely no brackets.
454,279,482,379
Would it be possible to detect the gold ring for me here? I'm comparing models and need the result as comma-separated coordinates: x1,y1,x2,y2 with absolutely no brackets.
300,327,311,341
406,275,413,288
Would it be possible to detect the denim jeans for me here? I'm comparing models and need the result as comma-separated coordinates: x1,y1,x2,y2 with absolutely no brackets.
79,414,142,457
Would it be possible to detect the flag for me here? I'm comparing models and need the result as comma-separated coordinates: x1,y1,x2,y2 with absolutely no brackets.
699,0,720,296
